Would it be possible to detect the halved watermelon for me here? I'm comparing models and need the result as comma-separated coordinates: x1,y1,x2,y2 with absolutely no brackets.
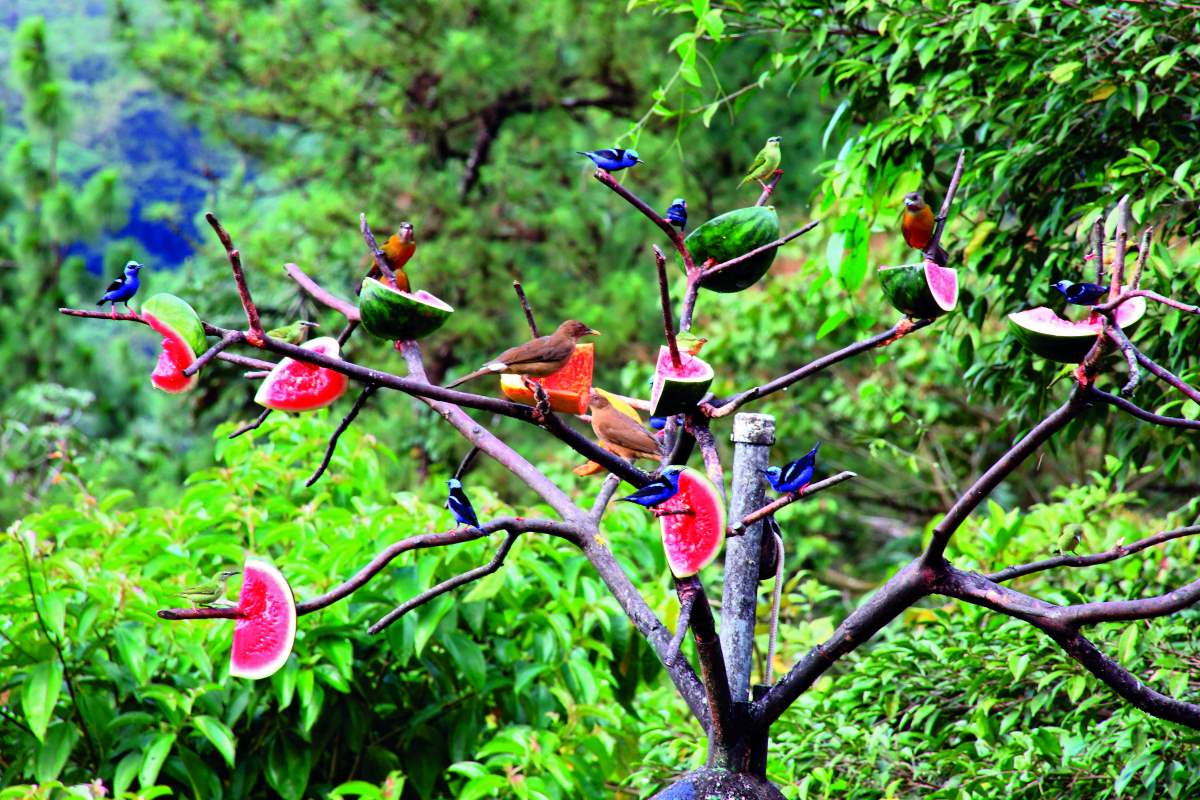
682,206,782,293
358,278,454,341
1008,295,1147,363
254,337,349,411
878,261,958,318
141,293,208,394
650,346,714,417
500,343,594,415
657,467,726,578
230,559,296,680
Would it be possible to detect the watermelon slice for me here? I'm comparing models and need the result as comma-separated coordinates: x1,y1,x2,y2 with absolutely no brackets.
140,293,208,394
1008,295,1147,363
254,336,349,411
657,467,726,578
650,346,714,417
230,559,296,680
500,343,594,415
358,277,454,341
878,261,958,318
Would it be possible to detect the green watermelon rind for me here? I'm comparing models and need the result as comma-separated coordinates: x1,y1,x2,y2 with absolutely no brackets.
659,467,726,579
141,293,208,357
878,262,958,319
358,278,454,341
649,346,714,417
1007,295,1147,364
230,558,296,681
682,206,781,293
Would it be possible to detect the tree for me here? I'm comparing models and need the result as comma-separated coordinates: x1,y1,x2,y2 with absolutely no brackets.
57,143,1200,796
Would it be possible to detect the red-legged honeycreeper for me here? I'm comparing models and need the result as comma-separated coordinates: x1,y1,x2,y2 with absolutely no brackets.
665,198,687,230
1051,280,1108,306
446,478,480,528
97,261,143,317
764,442,820,493
577,148,643,172
618,465,685,508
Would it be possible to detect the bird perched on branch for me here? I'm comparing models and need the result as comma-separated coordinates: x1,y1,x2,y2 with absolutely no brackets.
445,320,600,388
589,391,661,462
665,198,688,230
901,192,949,267
676,330,708,356
619,465,685,509
446,478,479,528
266,320,318,344
578,148,643,172
1056,525,1084,555
97,261,143,317
738,137,782,189
361,222,415,294
764,442,820,494
1051,280,1108,306
179,569,239,608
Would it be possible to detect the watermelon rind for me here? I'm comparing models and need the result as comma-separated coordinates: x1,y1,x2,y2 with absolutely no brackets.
658,467,726,578
1008,295,1147,363
254,336,349,411
141,293,208,394
682,206,781,293
650,346,714,417
230,558,296,681
878,261,958,318
141,293,208,357
359,278,454,340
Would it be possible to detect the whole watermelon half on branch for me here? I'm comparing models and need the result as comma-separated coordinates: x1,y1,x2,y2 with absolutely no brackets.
682,206,781,293
658,467,726,579
141,293,208,394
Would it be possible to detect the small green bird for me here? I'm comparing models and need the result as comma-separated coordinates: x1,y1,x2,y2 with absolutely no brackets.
675,330,708,356
266,320,318,344
179,570,240,608
738,136,782,188
1056,526,1084,555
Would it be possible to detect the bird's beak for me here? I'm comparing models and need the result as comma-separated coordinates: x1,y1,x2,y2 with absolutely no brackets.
300,321,319,328
587,328,601,337
636,159,645,164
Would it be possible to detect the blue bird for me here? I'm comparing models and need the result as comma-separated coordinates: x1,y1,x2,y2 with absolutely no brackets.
764,442,820,494
577,148,643,172
97,261,143,317
618,465,685,509
446,478,479,528
648,416,668,430
665,198,687,230
1051,280,1108,306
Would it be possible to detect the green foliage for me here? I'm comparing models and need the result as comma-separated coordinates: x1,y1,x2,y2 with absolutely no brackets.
0,415,683,798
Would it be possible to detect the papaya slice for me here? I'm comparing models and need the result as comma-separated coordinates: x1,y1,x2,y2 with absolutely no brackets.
500,343,594,415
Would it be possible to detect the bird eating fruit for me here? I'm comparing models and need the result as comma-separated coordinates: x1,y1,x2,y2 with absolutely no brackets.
444,320,600,389
618,465,686,512
97,260,143,318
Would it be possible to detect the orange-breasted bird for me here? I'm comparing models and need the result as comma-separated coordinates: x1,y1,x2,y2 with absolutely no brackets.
445,320,601,388
362,222,415,293
588,391,661,462
901,192,948,266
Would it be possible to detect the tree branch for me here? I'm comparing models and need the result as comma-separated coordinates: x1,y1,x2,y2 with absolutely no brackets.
285,262,362,321
1131,225,1153,290
205,212,265,344
369,531,520,633
590,168,697,272
512,280,539,337
729,472,857,535
654,245,682,367
1104,322,1140,396
755,170,783,206
360,213,396,284
1094,289,1200,317
229,408,272,439
306,384,378,486
675,576,734,764
700,220,820,283
706,319,932,419
1089,387,1200,430
925,149,966,258
667,588,698,666
1108,194,1130,300
1134,347,1200,406
183,331,244,377
986,525,1200,583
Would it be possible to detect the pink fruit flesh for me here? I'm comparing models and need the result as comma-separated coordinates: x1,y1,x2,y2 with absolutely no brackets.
923,261,959,309
1010,295,1143,333
143,311,196,394
658,469,726,578
255,338,348,411
231,560,296,680
656,347,710,378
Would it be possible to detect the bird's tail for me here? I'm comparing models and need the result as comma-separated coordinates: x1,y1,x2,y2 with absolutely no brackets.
444,367,492,389
96,299,105,307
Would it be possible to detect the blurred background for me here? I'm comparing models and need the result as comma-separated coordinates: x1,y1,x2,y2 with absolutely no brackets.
2,1,1199,798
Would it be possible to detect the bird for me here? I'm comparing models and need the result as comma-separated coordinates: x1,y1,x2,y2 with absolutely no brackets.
738,137,782,188
763,442,820,493
446,478,479,528
445,320,601,388
578,148,643,172
901,192,949,266
97,261,143,318
676,330,708,356
1051,280,1109,306
618,465,685,509
665,198,687,230
361,222,415,294
1056,526,1084,555
179,570,240,608
649,416,668,431
266,320,318,344
589,390,661,462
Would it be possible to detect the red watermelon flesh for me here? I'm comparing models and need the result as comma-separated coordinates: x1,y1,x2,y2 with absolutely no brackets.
658,467,727,578
254,337,349,411
230,559,296,680
144,311,198,394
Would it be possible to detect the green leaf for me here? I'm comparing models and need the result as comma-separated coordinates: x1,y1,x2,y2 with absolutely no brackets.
113,751,140,797
816,310,850,340
266,736,314,800
34,723,78,783
139,731,176,789
1118,624,1140,663
443,632,488,690
21,660,63,741
1048,61,1081,84
192,714,236,767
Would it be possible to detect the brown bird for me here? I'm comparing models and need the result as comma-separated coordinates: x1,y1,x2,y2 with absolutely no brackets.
901,192,948,266
362,222,415,293
445,320,600,389
588,391,661,461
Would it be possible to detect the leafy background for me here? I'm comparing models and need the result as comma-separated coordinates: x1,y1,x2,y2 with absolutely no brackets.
2,1,1199,798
